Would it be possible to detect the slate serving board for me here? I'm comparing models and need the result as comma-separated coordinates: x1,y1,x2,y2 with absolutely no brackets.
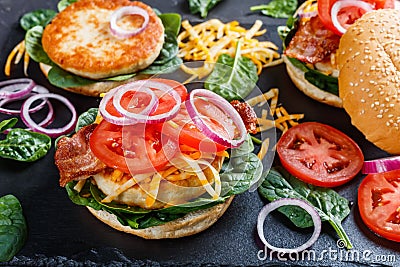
0,0,399,266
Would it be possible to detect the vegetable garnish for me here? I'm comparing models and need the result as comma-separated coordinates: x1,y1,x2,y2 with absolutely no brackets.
21,93,77,138
187,0,223,18
277,122,364,187
0,85,49,115
358,169,400,242
109,6,150,39
186,89,247,148
259,167,353,249
250,0,298,18
99,80,182,125
0,78,35,100
363,156,400,174
0,195,27,262
257,198,321,253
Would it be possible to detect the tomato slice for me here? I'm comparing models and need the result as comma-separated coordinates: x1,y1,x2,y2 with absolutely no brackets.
358,170,400,242
89,120,178,174
148,78,187,115
276,122,364,187
318,0,394,36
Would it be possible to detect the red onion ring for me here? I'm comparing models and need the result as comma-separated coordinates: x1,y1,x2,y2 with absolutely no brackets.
21,93,77,138
185,89,247,148
0,78,36,100
331,0,373,35
362,156,400,174
0,85,50,115
109,6,149,39
257,198,321,254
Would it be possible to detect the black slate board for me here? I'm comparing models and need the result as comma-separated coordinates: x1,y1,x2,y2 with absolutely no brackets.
0,0,399,266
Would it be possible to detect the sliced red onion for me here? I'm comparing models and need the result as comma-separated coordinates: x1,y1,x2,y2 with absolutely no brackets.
0,78,36,100
21,93,77,138
362,156,400,174
109,6,149,39
331,0,373,35
257,198,321,254
0,85,49,115
185,89,247,148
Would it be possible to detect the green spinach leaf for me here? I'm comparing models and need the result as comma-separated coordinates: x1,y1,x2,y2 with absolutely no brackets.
65,181,102,210
20,9,57,31
75,108,98,132
102,73,136,82
188,0,223,18
259,167,353,249
286,57,339,95
57,0,77,12
205,42,258,101
0,195,27,262
25,26,53,65
158,13,181,37
0,128,51,162
250,0,298,18
48,65,96,88
140,56,182,75
0,118,17,133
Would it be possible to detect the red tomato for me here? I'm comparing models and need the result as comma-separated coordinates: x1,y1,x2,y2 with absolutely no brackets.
358,170,400,242
276,122,364,187
89,120,178,174
318,0,394,35
148,78,187,115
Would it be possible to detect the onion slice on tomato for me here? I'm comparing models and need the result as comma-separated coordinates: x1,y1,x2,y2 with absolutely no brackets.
257,198,321,254
331,0,373,35
109,6,149,39
362,156,400,174
0,78,36,100
185,89,247,148
21,93,77,138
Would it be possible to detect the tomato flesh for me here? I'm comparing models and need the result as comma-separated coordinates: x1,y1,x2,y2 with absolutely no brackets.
358,170,400,242
277,122,364,187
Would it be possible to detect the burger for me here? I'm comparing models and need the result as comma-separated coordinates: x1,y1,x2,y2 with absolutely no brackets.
281,0,394,108
23,0,181,96
337,8,400,154
54,78,261,239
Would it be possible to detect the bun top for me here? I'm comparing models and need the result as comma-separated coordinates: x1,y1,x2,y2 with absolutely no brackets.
337,9,400,154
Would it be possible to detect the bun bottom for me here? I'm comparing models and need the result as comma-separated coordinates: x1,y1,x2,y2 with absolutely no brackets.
283,56,343,108
87,196,234,239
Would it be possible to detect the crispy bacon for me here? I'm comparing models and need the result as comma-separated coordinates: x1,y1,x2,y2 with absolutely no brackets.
230,100,258,134
55,124,106,187
285,16,340,64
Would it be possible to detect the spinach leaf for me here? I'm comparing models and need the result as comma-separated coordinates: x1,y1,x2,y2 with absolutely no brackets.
57,0,77,12
102,73,136,82
286,57,339,95
65,181,102,210
250,0,298,18
0,118,17,133
188,0,223,18
259,167,353,249
152,31,179,65
48,65,96,88
20,9,57,31
25,26,53,65
75,108,98,132
140,56,182,75
0,128,51,162
158,13,181,37
0,195,27,262
205,42,258,101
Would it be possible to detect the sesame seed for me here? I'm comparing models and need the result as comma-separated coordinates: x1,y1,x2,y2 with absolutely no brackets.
377,114,383,118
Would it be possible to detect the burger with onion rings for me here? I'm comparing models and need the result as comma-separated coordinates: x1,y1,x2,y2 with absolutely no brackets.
54,78,262,239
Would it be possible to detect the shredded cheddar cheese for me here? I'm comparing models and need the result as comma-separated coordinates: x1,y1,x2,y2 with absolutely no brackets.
101,178,137,203
5,40,29,76
178,19,281,80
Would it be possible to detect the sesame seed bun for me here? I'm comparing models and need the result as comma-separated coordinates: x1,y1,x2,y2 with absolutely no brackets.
337,9,400,154
87,196,233,239
42,0,164,80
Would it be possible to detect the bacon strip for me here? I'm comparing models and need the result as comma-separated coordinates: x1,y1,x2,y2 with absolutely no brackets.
231,100,258,134
55,124,106,187
285,16,340,64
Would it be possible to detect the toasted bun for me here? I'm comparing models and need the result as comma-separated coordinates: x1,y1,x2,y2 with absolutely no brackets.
39,63,150,96
337,9,400,154
283,56,343,108
87,196,233,239
42,0,164,80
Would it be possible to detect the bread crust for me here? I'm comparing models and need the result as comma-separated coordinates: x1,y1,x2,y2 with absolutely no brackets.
87,196,234,239
42,0,164,80
337,9,400,154
283,56,343,108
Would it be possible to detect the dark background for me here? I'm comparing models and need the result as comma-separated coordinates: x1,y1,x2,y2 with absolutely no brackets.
0,0,399,266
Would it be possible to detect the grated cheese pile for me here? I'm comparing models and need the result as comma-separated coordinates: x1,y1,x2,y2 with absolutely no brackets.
177,19,281,82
